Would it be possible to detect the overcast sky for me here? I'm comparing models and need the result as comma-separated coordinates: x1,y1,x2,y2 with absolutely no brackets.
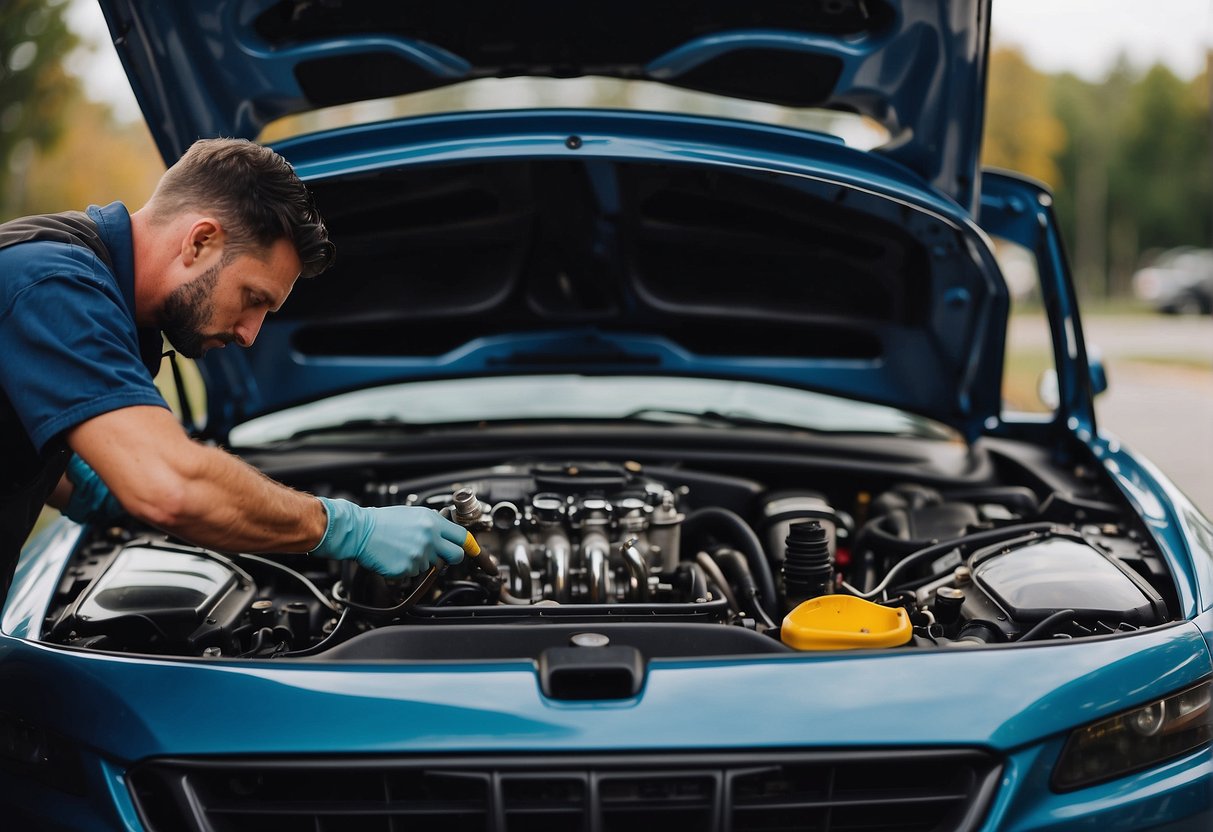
991,0,1211,80
68,0,1212,122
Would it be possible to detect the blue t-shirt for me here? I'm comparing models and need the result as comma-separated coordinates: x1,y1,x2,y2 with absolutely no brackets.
0,201,167,456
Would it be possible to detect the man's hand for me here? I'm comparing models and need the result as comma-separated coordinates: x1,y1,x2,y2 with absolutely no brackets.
310,497,467,577
62,454,126,525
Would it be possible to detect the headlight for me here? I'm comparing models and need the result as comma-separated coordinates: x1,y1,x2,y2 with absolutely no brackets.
1053,680,1213,791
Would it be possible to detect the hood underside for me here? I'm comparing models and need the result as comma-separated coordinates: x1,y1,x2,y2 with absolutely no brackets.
197,113,1008,441
99,0,990,207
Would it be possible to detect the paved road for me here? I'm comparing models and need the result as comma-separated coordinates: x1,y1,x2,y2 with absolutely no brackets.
1011,315,1213,515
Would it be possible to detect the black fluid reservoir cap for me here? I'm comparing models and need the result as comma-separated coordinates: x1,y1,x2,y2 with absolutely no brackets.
933,586,965,626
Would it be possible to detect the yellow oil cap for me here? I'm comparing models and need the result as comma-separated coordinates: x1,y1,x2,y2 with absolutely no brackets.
781,594,912,651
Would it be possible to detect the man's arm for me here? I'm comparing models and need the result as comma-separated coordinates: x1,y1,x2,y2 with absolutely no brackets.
62,405,470,577
67,405,327,553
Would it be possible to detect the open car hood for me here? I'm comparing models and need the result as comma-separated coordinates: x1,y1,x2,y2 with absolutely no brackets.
184,111,1014,443
98,0,991,208
99,2,1033,443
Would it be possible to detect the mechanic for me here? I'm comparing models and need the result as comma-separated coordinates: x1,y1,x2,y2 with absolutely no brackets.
0,137,468,603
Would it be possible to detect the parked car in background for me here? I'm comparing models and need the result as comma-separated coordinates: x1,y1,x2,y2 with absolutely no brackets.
1133,246,1213,314
3,2,1213,830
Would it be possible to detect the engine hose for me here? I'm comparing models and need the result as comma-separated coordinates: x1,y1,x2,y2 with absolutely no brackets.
498,585,533,605
434,581,491,607
683,507,778,620
235,553,341,613
1018,609,1076,642
334,565,443,614
695,551,740,612
279,607,356,658
942,486,1040,516
852,515,924,561
850,522,1064,601
686,560,710,604
708,547,776,630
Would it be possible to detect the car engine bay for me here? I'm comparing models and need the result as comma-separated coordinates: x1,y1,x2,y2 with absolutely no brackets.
41,435,1176,665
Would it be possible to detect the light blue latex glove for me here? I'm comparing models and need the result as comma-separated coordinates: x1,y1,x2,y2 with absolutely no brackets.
63,455,126,525
310,496,467,577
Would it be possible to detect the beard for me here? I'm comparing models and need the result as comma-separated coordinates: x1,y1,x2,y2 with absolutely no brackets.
160,262,231,358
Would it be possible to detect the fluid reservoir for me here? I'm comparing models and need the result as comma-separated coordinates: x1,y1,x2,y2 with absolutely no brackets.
781,595,912,651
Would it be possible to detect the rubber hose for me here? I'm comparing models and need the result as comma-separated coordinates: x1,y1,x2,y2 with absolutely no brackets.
852,513,924,560
709,546,776,629
858,521,1063,600
1018,609,1076,642
683,507,778,620
943,486,1040,516
695,551,740,612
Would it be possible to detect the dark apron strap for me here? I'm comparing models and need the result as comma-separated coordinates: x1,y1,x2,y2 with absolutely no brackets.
0,211,114,271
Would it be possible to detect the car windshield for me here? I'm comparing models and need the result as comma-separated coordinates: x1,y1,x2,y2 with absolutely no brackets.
229,375,958,445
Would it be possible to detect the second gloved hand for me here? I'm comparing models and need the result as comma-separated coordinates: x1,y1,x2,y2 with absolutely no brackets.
63,454,126,525
310,496,467,577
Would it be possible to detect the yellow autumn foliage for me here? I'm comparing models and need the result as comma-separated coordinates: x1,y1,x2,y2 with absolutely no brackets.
5,93,163,219
982,46,1067,188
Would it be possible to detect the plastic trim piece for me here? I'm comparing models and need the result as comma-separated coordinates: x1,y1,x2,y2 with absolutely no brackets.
128,748,1003,832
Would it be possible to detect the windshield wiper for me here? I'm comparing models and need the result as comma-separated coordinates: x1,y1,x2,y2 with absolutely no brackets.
620,408,817,432
284,417,425,441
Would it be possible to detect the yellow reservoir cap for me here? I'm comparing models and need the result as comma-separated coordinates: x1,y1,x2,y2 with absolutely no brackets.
781,594,912,651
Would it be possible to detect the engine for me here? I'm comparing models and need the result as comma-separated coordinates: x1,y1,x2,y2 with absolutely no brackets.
42,460,1175,660
419,464,689,607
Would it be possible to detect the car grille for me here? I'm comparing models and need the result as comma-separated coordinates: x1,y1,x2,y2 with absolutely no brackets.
128,749,1000,832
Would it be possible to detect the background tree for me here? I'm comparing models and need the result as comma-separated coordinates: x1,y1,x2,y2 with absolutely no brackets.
981,46,1066,187
985,47,1212,302
10,94,163,217
0,0,79,215
1049,60,1135,300
1107,64,1212,291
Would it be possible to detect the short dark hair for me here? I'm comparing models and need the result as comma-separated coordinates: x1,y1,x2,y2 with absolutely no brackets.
149,138,335,278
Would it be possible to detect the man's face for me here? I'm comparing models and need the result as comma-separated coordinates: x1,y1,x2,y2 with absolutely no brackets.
161,238,302,358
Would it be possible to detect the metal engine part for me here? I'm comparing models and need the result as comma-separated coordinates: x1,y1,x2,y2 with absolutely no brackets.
442,481,684,605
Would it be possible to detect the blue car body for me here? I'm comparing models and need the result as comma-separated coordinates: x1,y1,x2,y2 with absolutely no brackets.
3,1,1212,830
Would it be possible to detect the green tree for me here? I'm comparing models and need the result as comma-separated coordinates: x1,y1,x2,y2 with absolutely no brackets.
1049,61,1135,301
1049,57,1211,300
1111,64,1211,266
0,0,79,215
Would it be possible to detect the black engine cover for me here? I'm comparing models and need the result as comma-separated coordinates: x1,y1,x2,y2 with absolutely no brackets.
971,537,1166,626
